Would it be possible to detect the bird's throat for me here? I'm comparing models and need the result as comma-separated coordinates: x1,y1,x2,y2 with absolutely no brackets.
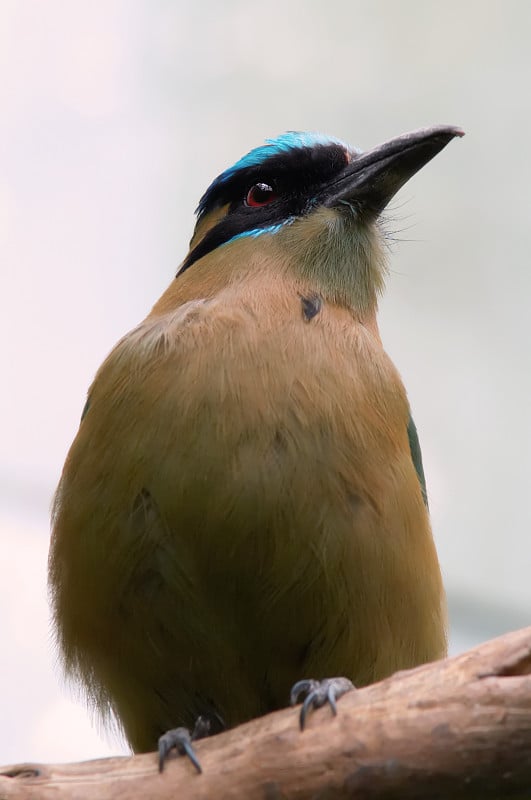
278,208,388,317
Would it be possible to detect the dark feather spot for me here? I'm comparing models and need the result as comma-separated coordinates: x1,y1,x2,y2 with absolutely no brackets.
131,488,156,525
300,293,322,322
346,491,362,510
273,430,288,452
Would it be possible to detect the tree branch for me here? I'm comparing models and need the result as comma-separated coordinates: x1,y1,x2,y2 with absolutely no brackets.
2,626,531,799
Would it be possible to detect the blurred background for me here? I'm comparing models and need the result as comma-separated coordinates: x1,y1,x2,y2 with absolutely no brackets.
1,0,530,765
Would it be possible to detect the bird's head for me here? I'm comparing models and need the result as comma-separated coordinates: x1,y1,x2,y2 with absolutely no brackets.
179,126,463,316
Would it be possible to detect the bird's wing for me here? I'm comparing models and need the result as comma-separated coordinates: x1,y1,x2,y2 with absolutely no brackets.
407,414,428,508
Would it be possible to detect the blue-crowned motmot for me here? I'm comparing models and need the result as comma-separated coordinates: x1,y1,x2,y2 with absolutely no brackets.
49,125,463,770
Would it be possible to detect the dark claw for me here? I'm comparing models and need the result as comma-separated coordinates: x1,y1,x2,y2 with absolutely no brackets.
290,677,355,730
158,726,203,774
157,713,224,773
191,715,212,741
290,678,319,707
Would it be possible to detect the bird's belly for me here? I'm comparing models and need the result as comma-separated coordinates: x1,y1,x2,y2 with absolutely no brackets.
51,301,446,748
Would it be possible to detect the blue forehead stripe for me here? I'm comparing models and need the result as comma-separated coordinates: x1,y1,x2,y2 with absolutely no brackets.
196,131,352,217
226,132,349,176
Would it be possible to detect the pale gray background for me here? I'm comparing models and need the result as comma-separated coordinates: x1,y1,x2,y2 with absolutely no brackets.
1,0,530,764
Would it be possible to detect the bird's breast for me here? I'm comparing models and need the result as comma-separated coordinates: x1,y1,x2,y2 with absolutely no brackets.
94,278,408,499
79,276,413,564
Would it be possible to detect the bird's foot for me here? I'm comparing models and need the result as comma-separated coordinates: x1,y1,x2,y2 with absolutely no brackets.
158,715,212,773
290,677,355,730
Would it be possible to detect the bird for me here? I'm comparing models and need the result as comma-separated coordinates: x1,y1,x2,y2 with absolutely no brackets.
49,124,463,771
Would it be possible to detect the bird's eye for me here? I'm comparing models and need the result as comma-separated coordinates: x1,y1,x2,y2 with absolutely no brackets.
245,182,277,207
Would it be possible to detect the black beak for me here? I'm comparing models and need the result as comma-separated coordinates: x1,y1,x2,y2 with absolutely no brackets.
322,125,464,217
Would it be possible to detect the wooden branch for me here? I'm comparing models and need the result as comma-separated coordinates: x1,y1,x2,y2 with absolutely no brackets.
2,626,531,799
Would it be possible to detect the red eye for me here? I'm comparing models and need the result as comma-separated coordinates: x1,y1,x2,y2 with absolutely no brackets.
245,182,277,207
